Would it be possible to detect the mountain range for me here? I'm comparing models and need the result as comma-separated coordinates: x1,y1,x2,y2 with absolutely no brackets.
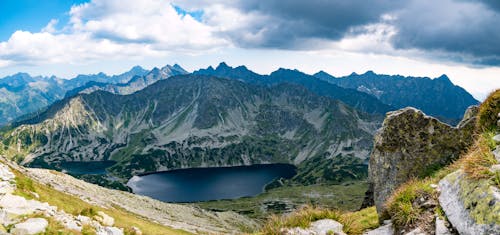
314,70,479,123
0,62,480,188
0,65,185,124
1,75,380,186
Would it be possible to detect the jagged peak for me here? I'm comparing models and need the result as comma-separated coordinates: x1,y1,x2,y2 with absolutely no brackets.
216,62,232,70
436,74,452,83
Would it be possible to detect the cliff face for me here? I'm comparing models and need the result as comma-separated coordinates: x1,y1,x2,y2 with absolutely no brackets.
369,106,477,216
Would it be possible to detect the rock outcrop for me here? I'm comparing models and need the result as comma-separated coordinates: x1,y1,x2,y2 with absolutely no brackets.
438,170,500,235
438,111,500,235
369,106,477,216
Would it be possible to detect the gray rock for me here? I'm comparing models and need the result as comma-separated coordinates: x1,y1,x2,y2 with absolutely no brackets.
97,226,124,235
96,211,114,226
438,170,500,235
369,107,477,217
494,147,500,163
364,222,394,235
11,218,48,235
310,219,346,235
493,134,500,144
435,217,452,235
281,219,346,235
404,227,426,235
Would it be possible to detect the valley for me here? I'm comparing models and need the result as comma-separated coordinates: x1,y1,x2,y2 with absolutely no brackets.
0,62,490,234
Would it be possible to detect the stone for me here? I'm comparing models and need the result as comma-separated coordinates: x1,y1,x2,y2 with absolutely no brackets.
438,170,500,235
435,217,452,235
11,218,48,235
493,134,500,144
97,226,124,235
364,222,394,235
369,107,477,217
96,211,114,226
281,219,346,235
404,227,426,235
309,219,346,235
131,226,142,235
490,164,500,173
76,215,92,225
0,165,15,182
494,147,500,163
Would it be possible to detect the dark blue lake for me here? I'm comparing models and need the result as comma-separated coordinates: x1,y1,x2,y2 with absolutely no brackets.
127,164,296,203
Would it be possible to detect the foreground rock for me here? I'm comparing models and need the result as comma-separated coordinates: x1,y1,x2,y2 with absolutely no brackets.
438,170,500,235
11,218,48,235
281,219,346,235
369,107,477,216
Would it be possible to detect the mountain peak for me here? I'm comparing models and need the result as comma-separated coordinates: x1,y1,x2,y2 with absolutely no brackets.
436,74,451,83
364,70,376,76
216,62,231,70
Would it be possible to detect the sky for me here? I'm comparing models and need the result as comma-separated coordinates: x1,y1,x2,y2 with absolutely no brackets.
0,0,499,100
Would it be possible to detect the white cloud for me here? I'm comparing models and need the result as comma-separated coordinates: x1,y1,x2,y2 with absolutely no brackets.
0,0,227,67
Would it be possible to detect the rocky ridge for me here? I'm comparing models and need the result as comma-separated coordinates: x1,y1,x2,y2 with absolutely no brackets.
0,161,128,235
0,157,258,234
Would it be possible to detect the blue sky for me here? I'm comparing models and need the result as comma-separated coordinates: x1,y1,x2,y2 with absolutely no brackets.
0,0,88,40
0,0,499,100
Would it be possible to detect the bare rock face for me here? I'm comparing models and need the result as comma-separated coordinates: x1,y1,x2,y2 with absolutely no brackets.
369,106,477,217
438,170,500,235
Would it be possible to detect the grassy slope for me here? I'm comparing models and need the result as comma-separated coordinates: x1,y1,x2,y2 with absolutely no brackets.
11,166,192,235
195,181,368,220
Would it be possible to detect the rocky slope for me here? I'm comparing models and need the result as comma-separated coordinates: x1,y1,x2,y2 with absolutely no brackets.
314,71,479,124
1,75,381,186
0,157,256,234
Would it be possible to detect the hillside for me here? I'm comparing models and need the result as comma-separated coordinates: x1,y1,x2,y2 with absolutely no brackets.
314,71,479,123
1,75,381,188
0,157,256,234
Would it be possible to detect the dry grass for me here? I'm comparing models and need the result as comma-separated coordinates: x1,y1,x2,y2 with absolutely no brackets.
477,89,500,131
260,205,379,235
462,133,497,179
384,179,436,229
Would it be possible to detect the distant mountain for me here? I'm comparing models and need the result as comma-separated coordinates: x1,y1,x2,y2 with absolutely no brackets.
0,65,184,125
65,64,188,97
0,73,66,124
194,62,394,114
63,66,149,89
2,75,382,185
314,71,479,123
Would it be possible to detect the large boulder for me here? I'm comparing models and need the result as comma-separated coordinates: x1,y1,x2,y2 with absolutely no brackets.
11,218,48,235
369,107,477,217
438,170,500,235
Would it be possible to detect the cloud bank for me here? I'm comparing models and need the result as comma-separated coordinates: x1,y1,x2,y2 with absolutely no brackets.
1,0,499,67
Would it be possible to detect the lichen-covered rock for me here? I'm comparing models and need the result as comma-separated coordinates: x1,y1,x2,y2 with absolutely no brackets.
369,107,477,216
438,170,500,235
